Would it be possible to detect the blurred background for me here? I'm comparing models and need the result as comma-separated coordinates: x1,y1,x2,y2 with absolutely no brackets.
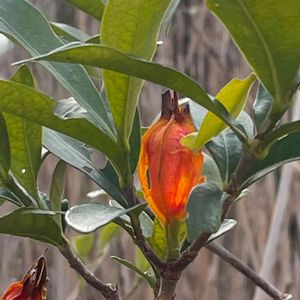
0,0,299,299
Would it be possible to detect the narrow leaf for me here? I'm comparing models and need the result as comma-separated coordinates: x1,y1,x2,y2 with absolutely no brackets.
206,219,237,244
241,132,300,188
0,81,123,171
43,129,127,207
5,66,42,199
182,74,255,151
0,0,113,135
101,0,172,143
17,44,248,140
206,0,300,108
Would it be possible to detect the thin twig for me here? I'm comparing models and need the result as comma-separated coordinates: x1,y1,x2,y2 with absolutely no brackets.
60,241,119,300
206,242,292,300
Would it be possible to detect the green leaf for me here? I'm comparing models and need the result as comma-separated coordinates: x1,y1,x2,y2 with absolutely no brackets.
206,219,237,244
162,0,181,34
66,0,106,21
139,211,153,239
0,208,65,247
135,247,151,273
101,0,172,145
182,75,255,151
241,132,300,188
17,44,248,140
98,222,120,253
50,22,91,42
202,154,223,189
0,80,123,171
0,0,113,136
206,0,300,109
148,218,167,260
5,66,42,200
73,233,95,258
186,183,223,242
43,129,127,207
0,188,21,206
206,111,253,183
0,114,10,183
111,256,156,288
66,203,146,233
253,83,273,130
129,110,141,174
50,160,66,224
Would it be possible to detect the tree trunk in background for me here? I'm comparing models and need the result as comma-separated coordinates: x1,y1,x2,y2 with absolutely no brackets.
0,0,300,299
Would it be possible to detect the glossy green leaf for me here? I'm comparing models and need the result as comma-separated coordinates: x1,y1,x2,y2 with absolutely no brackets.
43,129,127,207
0,114,10,183
207,0,300,109
73,233,94,258
0,208,65,248
0,81,123,171
50,22,90,42
0,0,113,136
186,183,223,242
206,111,253,183
253,83,273,130
5,66,42,200
50,160,66,224
206,219,237,244
0,188,21,206
66,0,106,20
202,154,223,189
241,132,300,188
182,75,255,151
53,97,97,125
18,44,248,140
111,256,156,288
101,0,172,144
98,222,120,252
66,203,145,233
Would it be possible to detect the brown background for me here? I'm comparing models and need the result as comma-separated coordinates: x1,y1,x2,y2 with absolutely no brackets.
0,0,299,299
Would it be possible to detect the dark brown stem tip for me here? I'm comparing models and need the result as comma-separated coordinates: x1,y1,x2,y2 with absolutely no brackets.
161,90,190,122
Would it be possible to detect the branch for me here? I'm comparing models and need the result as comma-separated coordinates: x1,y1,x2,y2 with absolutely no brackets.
60,241,119,300
206,242,292,300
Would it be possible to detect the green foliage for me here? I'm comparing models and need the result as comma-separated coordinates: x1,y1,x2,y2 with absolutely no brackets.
0,0,114,136
182,74,256,151
65,203,146,233
241,132,300,188
253,84,273,130
5,66,42,200
186,183,224,242
206,219,237,244
66,0,106,21
18,44,248,141
43,129,127,207
111,256,156,288
101,0,172,146
207,0,300,112
0,208,65,248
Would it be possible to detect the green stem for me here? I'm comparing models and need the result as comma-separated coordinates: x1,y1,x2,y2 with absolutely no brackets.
165,220,181,261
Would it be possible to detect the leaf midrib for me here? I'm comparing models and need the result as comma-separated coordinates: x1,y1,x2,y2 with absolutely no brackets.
236,0,281,102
